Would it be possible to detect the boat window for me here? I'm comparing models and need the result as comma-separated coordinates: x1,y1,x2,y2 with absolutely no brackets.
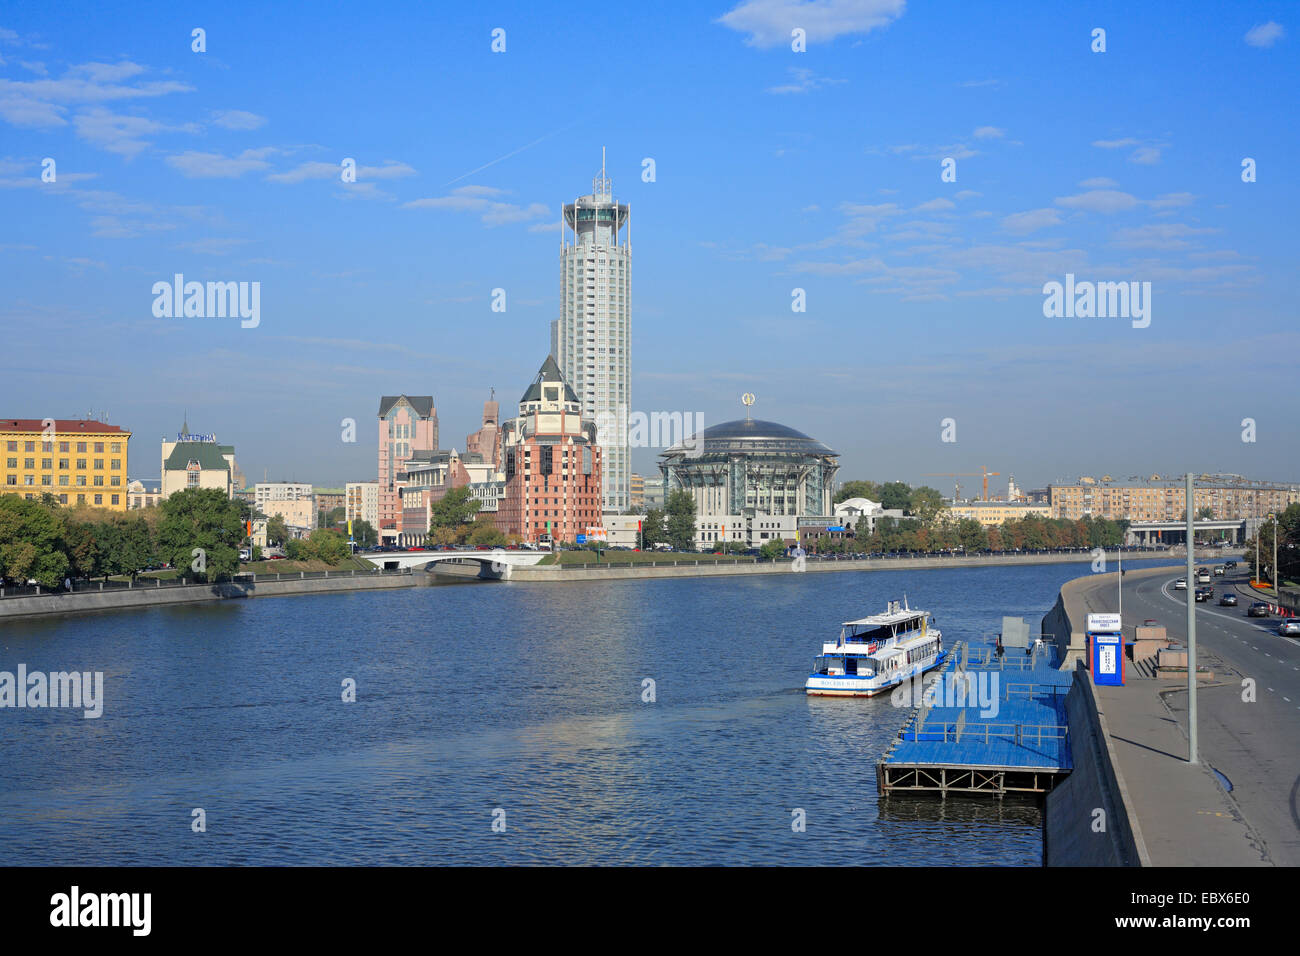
846,658,858,675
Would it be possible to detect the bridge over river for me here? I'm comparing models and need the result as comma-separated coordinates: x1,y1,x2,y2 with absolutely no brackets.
358,549,547,579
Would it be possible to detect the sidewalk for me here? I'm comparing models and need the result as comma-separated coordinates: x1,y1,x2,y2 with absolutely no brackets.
1074,568,1270,866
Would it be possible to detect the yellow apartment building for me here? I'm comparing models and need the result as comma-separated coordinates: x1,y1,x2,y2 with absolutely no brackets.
1,418,132,510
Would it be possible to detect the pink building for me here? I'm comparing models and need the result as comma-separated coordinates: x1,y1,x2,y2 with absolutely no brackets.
498,356,602,544
377,395,438,543
465,392,501,470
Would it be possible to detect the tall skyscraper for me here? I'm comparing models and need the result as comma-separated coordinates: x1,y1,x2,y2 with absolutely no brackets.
551,150,631,513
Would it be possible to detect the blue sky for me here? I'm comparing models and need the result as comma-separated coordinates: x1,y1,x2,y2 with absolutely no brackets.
1,1,1295,492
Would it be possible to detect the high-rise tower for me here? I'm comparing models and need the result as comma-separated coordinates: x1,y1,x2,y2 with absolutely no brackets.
551,149,631,512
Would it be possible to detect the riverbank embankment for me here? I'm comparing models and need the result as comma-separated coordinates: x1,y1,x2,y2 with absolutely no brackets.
0,569,419,620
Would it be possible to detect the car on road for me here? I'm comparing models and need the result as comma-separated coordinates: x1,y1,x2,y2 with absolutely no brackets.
1196,570,1212,585
1213,565,1225,576
1278,619,1300,637
1195,587,1211,602
1248,601,1271,618
1219,594,1238,607
1174,578,1187,589
1226,560,1238,569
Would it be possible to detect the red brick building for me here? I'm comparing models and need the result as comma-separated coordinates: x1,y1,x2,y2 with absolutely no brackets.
497,356,602,544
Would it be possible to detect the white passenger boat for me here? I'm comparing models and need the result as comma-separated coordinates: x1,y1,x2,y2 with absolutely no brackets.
805,598,945,697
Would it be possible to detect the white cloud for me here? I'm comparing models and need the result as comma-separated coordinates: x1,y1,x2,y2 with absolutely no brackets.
972,126,1004,139
1079,177,1118,188
914,197,955,212
717,0,905,48
1111,223,1217,249
1001,208,1062,234
1054,189,1140,214
167,147,277,178
767,66,845,94
211,109,267,130
403,185,549,226
1245,21,1285,48
267,159,415,184
1129,146,1161,165
178,237,254,255
73,108,196,158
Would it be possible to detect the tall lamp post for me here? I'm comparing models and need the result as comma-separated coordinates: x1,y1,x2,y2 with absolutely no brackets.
1185,473,1198,765
1272,513,1279,601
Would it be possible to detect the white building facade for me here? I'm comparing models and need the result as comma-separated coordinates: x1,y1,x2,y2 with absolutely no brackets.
345,480,379,528
551,151,631,513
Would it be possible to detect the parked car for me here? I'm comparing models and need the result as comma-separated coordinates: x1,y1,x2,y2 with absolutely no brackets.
1248,602,1271,618
1174,578,1187,590
1277,619,1300,637
1219,594,1238,607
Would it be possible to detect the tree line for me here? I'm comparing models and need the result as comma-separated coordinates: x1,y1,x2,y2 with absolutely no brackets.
0,488,359,588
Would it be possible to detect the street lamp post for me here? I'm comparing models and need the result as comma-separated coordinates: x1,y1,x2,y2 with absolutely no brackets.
1272,513,1279,601
1185,472,1198,765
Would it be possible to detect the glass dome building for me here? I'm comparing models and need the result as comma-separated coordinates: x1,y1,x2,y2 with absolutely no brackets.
659,418,840,519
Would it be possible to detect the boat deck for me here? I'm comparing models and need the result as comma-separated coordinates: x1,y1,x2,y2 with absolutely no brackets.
877,639,1075,796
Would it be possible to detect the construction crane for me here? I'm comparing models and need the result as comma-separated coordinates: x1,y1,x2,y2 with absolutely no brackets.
923,468,1002,502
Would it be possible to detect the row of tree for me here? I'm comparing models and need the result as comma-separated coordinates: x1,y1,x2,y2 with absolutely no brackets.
1245,503,1300,586
0,488,363,587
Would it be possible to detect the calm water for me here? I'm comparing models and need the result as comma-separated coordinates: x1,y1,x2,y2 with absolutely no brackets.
0,559,1168,866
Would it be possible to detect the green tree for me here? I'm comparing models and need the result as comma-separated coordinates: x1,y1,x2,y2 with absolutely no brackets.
64,521,101,579
834,480,883,505
879,481,912,511
350,519,378,547
429,486,482,537
640,508,666,548
467,514,506,547
428,526,456,547
0,496,69,587
759,539,787,560
907,485,945,521
97,515,153,579
266,514,289,547
305,528,349,564
956,518,987,551
1196,506,1213,520
156,487,248,582
664,490,697,552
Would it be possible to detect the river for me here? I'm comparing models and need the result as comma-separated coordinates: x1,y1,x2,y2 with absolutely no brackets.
0,557,1176,865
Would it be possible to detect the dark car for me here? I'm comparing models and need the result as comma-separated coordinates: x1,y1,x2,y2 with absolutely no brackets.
1225,560,1237,569
1248,602,1271,618
1219,594,1238,607
1194,587,1211,602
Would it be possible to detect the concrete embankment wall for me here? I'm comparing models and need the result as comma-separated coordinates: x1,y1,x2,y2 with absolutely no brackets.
1042,567,1157,866
1044,665,1150,866
0,572,418,620
509,549,1154,583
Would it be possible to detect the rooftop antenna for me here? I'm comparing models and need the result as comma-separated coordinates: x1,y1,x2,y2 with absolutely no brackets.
742,392,755,423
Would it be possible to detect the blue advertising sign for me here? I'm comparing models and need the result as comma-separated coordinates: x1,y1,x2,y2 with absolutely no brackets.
1090,631,1124,685
575,534,587,544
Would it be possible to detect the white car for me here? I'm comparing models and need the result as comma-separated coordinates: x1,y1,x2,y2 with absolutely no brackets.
1174,578,1187,590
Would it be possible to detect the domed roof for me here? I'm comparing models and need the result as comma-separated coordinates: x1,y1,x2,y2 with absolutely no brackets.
662,418,837,458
